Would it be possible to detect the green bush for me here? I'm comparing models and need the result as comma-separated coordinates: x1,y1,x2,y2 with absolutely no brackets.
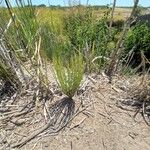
124,23,150,67
63,7,95,48
125,22,150,56
63,7,113,70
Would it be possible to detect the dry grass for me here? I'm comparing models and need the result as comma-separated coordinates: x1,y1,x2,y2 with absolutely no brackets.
36,7,131,25
120,74,150,126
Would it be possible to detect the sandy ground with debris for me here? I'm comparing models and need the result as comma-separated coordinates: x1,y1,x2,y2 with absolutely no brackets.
0,73,150,150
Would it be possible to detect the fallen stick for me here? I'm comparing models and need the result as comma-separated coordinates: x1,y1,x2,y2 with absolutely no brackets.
11,122,51,148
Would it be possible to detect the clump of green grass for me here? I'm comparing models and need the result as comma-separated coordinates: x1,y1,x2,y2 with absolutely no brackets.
53,53,84,98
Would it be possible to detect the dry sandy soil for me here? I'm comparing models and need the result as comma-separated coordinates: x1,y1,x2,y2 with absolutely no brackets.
0,73,150,150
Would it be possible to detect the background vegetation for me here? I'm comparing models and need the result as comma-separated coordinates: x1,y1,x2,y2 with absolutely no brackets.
0,0,149,96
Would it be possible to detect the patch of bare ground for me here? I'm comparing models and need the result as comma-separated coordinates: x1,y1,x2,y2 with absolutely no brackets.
0,73,150,150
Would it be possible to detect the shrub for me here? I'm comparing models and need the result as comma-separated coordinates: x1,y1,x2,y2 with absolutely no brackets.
124,23,150,67
63,6,113,70
63,7,94,48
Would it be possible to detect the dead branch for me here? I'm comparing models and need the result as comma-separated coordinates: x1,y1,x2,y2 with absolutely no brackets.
109,0,116,28
106,0,139,83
